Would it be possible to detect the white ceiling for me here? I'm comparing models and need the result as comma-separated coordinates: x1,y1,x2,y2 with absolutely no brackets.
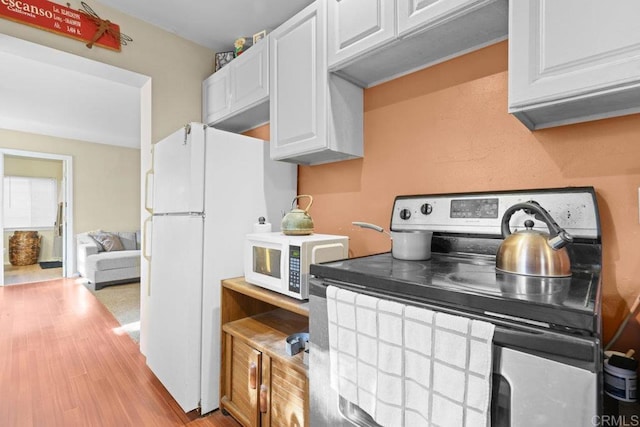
98,0,314,52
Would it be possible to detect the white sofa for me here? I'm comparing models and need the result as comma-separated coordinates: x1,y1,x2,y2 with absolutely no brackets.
77,231,141,290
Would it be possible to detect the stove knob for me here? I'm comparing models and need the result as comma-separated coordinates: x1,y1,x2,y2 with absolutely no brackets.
399,208,411,220
421,203,433,215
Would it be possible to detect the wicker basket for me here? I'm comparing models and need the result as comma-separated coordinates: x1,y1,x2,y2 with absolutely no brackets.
9,231,41,266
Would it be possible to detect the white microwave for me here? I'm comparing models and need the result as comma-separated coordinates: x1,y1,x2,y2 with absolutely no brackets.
244,232,349,300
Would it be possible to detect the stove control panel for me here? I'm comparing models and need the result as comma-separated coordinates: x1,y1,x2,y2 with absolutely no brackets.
390,187,599,239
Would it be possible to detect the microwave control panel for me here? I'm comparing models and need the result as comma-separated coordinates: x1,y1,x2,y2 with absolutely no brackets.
289,245,301,293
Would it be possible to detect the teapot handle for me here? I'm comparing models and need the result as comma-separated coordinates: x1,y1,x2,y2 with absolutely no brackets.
292,195,313,212
501,200,571,244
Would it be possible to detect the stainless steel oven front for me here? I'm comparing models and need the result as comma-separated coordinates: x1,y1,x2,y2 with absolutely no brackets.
309,279,601,427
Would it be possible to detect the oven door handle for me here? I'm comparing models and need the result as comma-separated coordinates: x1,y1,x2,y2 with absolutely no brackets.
493,326,599,368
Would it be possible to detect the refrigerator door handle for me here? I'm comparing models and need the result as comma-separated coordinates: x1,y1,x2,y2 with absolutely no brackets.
143,216,153,296
183,123,191,145
144,169,154,214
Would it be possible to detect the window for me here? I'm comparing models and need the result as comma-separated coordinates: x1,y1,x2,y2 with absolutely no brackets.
3,176,58,229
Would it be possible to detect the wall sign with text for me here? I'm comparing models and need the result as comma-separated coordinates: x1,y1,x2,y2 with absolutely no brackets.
0,0,128,51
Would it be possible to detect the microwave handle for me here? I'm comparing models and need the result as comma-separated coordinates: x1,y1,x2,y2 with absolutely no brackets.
311,243,347,264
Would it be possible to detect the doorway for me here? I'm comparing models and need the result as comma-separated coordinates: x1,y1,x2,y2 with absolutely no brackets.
0,33,151,351
0,150,73,286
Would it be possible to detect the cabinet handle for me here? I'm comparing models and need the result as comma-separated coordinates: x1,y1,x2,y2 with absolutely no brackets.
249,362,257,389
259,384,268,413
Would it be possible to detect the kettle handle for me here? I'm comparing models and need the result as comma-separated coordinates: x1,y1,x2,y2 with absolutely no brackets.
292,195,313,212
501,201,572,245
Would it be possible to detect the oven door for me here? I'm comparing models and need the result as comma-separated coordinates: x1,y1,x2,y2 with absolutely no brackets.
309,279,601,427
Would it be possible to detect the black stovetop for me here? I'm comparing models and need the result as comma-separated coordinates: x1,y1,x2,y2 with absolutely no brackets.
310,247,601,335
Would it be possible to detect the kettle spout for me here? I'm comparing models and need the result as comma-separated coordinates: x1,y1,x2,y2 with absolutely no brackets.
548,230,573,250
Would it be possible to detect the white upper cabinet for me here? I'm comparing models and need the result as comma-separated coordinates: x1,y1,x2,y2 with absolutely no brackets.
398,0,489,36
328,0,508,88
202,38,269,133
508,0,640,130
203,67,231,125
327,0,396,68
270,1,363,165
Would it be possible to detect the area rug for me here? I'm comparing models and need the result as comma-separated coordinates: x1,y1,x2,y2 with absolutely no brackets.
87,282,140,343
39,261,63,269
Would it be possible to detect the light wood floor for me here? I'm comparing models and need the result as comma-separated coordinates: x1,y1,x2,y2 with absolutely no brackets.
4,263,62,285
0,278,240,427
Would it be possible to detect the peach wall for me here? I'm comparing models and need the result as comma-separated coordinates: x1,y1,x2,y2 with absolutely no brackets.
246,41,640,356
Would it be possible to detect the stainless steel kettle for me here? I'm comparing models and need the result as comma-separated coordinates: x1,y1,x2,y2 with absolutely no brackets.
496,201,574,277
281,195,314,235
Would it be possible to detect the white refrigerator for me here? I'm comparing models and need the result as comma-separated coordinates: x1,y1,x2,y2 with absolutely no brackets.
145,123,297,414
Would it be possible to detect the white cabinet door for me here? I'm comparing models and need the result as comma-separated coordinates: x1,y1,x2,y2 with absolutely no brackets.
397,0,485,37
202,68,231,125
509,0,640,129
510,0,640,105
230,39,269,115
270,2,328,161
327,0,396,69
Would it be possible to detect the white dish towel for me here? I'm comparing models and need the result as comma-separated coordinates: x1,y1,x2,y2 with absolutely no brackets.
326,285,495,427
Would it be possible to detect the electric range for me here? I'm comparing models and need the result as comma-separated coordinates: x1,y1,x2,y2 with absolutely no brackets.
309,187,603,427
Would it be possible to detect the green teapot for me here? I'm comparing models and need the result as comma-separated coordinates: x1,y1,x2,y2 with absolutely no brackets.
281,195,314,235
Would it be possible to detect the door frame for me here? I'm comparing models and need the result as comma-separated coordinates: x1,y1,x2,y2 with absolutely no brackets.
0,149,73,285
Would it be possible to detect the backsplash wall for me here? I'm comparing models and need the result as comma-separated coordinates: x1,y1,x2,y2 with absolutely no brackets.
245,41,640,356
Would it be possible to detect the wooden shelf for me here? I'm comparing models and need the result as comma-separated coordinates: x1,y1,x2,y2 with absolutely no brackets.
222,277,309,318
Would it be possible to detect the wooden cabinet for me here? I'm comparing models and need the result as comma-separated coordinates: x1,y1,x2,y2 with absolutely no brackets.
220,278,309,427
328,0,508,88
224,337,262,427
508,0,640,130
203,39,270,133
269,1,363,165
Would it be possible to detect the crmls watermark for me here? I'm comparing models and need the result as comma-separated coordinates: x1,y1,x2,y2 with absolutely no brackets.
593,415,640,427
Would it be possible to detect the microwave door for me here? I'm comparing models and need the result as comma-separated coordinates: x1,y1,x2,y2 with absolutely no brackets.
254,245,282,279
246,240,287,294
